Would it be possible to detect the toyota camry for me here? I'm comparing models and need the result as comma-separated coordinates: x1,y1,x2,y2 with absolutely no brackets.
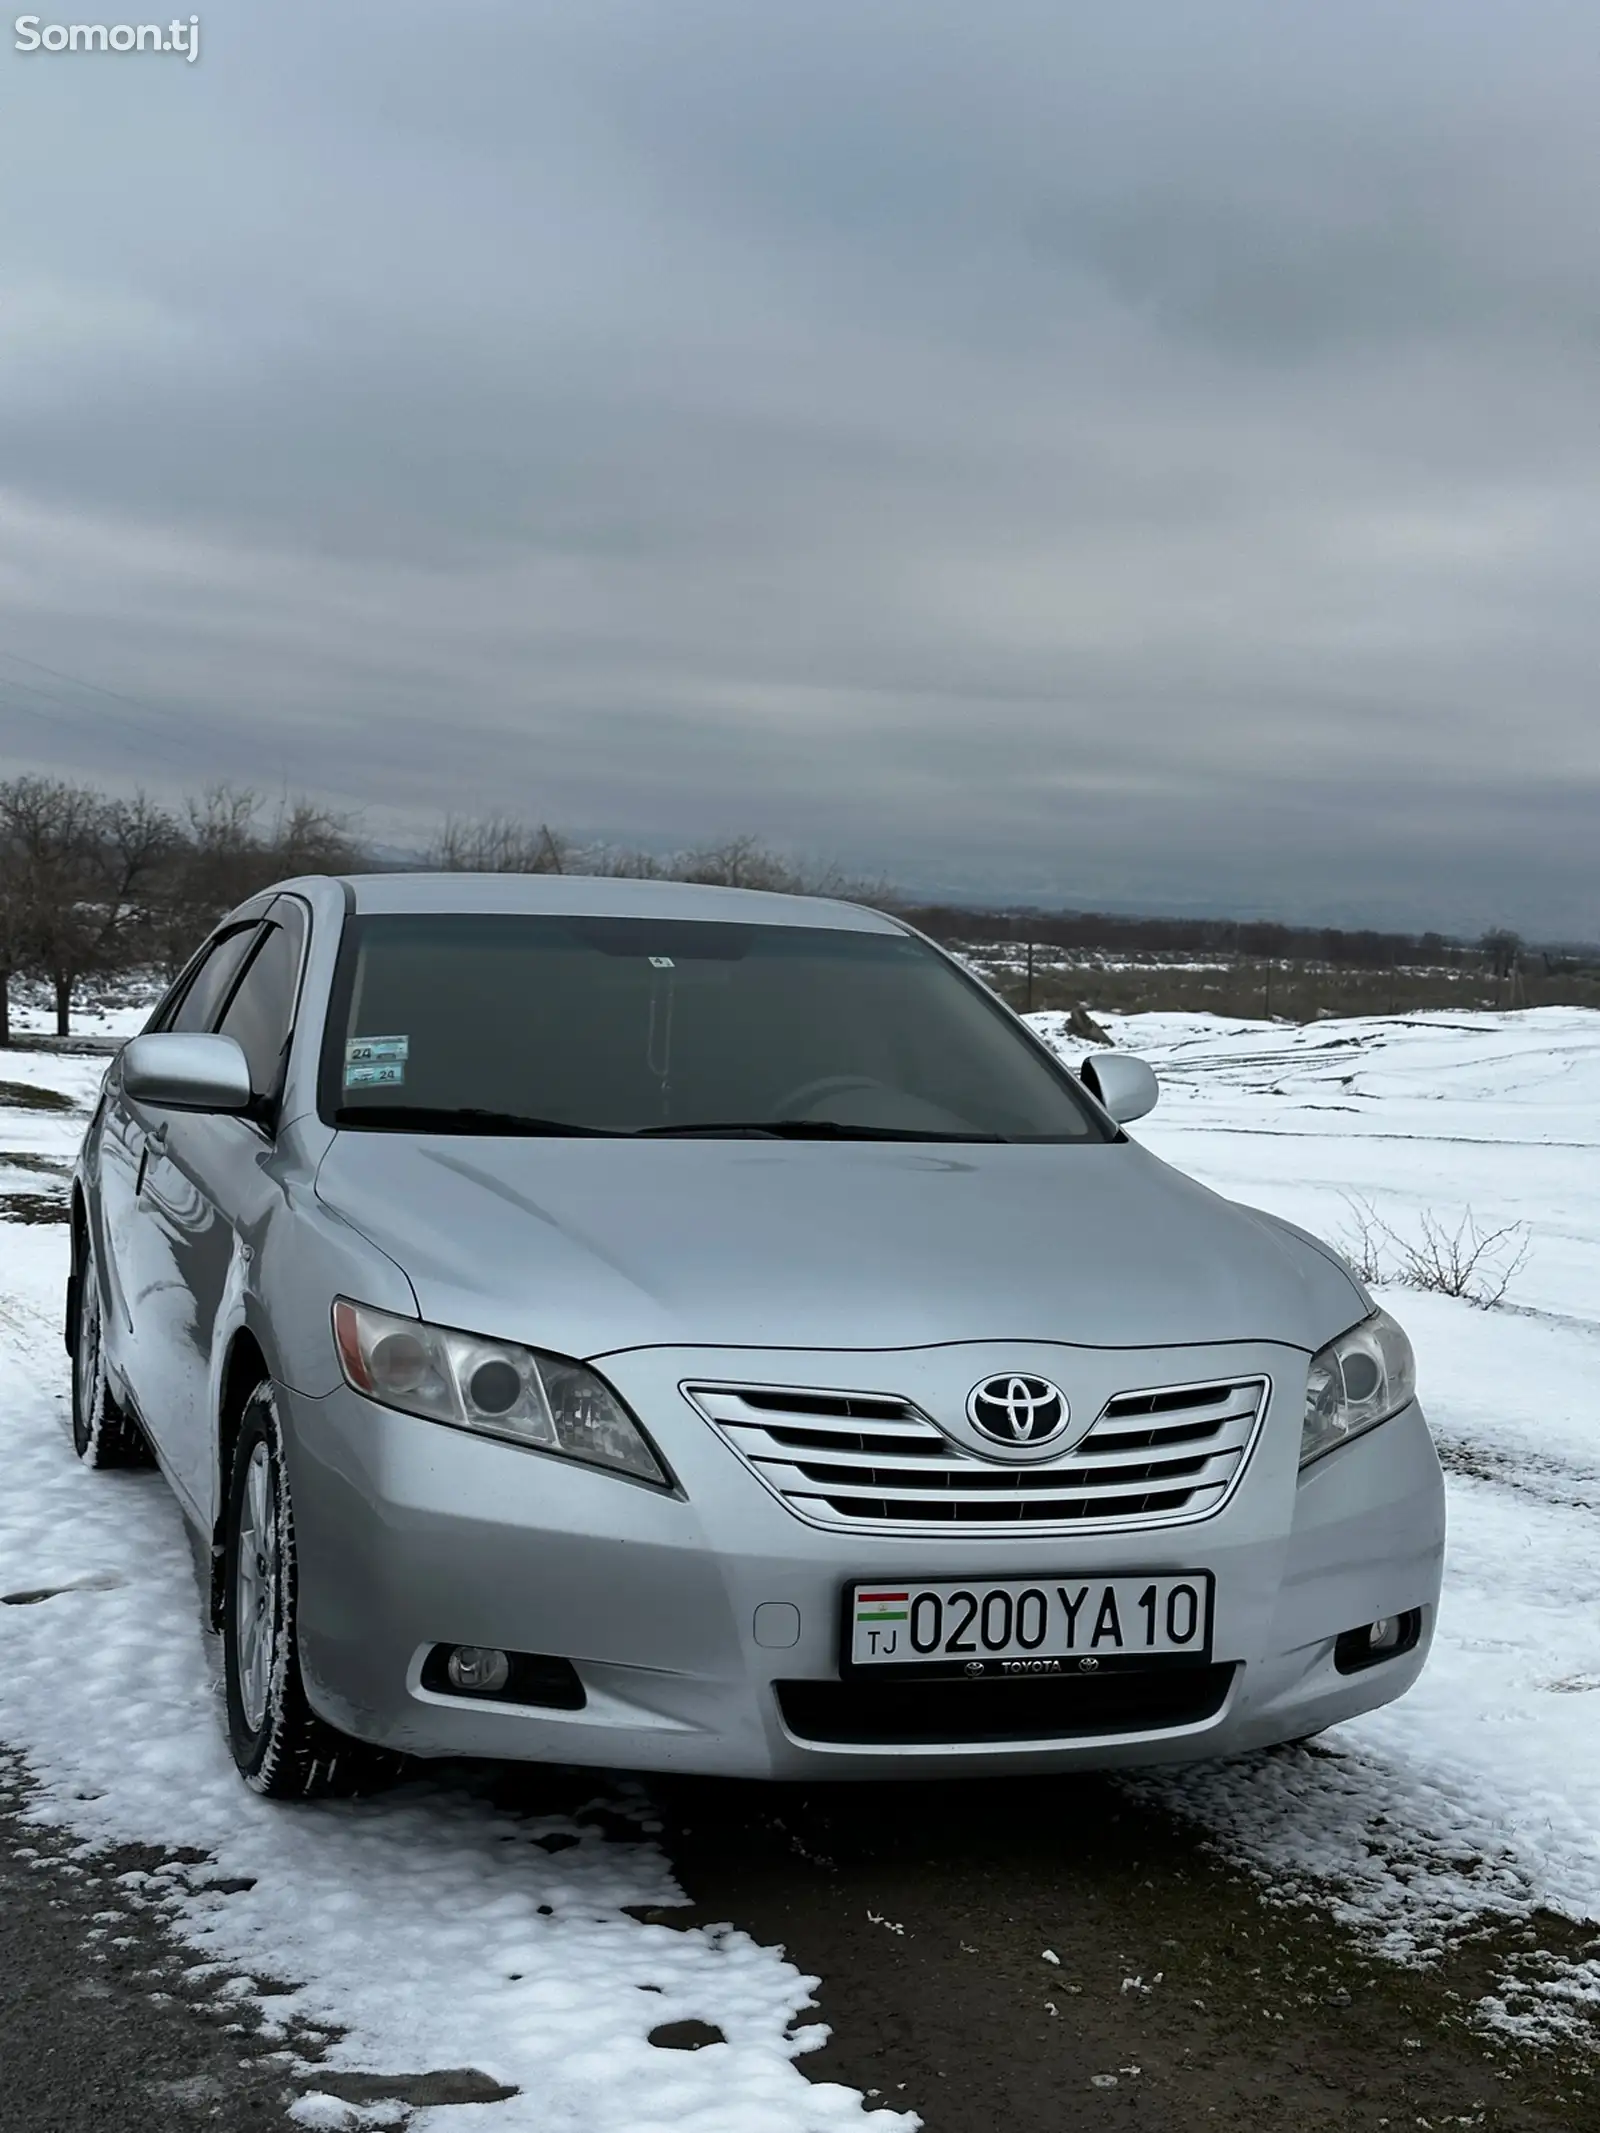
67,873,1445,1797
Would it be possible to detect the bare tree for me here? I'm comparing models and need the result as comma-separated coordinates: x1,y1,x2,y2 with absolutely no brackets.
269,794,365,880
93,792,183,970
165,785,267,949
1479,927,1523,1006
664,835,894,906
155,785,362,969
0,778,370,1030
0,782,181,1036
574,842,667,880
670,834,806,892
0,776,105,1035
0,805,24,1047
1479,928,1522,979
426,816,568,874
420,822,891,905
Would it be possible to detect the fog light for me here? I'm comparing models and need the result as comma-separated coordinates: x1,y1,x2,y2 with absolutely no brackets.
422,1644,587,1709
1334,1609,1422,1674
445,1645,511,1695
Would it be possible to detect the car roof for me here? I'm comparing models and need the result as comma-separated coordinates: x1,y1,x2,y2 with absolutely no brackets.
331,871,904,933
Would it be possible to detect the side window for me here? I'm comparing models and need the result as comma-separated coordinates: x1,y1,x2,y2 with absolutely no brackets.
214,916,304,1103
161,926,261,1035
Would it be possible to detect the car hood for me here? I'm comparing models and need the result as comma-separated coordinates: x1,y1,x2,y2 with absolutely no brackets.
313,1132,1366,1360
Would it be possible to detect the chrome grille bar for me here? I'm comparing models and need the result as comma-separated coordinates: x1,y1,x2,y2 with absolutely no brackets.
684,1375,1271,1533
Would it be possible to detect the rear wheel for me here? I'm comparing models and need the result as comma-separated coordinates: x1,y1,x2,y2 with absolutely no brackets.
221,1382,401,1800
70,1232,152,1469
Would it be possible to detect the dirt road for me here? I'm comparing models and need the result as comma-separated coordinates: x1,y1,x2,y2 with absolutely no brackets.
6,1747,1595,2133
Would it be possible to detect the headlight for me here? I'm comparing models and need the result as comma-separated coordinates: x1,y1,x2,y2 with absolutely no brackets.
1301,1308,1417,1469
332,1298,669,1486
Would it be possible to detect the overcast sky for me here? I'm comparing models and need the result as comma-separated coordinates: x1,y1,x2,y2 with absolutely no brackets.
2,2,1597,934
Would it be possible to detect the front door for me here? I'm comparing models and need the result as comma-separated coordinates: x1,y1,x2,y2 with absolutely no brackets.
105,921,261,1502
146,903,308,1524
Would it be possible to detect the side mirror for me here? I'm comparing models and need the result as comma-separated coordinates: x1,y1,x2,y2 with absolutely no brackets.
1080,1051,1159,1125
121,1032,254,1115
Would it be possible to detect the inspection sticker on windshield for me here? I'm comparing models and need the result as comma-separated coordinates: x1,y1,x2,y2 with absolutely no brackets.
344,1061,405,1090
345,1035,409,1064
846,1573,1214,1676
648,955,675,968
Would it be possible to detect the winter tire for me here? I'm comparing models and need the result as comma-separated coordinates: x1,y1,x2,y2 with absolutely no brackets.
70,1233,152,1469
221,1382,401,1800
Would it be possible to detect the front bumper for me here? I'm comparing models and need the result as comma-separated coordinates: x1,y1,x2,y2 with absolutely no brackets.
281,1339,1445,1779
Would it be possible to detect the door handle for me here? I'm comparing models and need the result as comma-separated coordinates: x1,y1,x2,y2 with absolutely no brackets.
135,1122,167,1199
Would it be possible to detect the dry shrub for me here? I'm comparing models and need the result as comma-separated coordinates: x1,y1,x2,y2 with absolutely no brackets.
1337,1195,1531,1309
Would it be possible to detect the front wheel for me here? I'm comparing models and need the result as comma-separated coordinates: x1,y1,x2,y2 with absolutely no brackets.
70,1233,152,1469
221,1383,400,1800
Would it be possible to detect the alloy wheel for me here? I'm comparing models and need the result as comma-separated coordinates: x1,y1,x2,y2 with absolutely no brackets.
73,1253,104,1454
234,1440,280,1734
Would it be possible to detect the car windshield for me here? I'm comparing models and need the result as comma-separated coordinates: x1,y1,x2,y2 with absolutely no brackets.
321,912,1110,1142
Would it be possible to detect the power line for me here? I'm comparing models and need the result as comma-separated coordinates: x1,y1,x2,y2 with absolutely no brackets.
0,645,197,730
0,645,204,754
0,674,200,772
0,672,128,741
0,652,209,771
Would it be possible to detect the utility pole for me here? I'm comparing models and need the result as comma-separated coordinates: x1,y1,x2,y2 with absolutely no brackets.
1025,940,1034,1013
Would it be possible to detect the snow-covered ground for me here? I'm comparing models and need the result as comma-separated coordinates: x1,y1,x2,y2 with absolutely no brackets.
2,1006,1598,2122
4,980,158,1045
1036,1006,1600,2035
0,1049,907,2133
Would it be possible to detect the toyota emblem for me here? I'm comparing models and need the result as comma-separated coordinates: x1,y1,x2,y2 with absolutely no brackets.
966,1374,1071,1447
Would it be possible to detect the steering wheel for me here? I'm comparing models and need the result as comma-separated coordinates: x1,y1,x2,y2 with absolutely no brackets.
769,1073,892,1118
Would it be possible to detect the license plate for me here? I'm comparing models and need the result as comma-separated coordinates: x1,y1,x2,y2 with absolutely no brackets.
845,1573,1214,1677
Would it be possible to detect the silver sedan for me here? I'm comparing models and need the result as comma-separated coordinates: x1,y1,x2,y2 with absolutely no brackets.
68,873,1445,1797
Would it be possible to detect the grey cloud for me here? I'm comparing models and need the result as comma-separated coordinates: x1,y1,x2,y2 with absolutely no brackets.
0,0,1596,937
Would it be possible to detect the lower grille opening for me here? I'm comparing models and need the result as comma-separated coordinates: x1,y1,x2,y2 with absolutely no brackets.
775,1665,1236,1747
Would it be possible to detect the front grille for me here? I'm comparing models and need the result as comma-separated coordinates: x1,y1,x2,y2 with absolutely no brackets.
684,1376,1269,1533
775,1665,1236,1746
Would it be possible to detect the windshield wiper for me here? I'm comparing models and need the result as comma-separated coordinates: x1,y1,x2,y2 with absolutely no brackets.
633,1119,1009,1142
333,1107,1009,1141
333,1106,613,1137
